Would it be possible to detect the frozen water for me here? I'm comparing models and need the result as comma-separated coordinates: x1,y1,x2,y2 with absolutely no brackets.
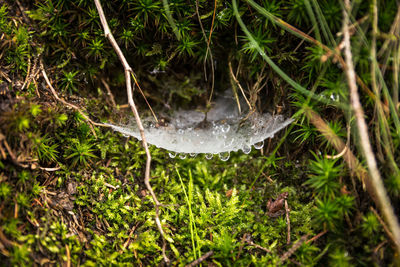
107,91,293,158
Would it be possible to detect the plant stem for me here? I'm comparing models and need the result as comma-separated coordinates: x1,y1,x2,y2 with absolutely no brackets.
93,0,169,263
342,0,400,254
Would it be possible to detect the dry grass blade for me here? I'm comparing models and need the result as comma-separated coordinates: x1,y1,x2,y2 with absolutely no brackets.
342,0,400,254
93,0,169,263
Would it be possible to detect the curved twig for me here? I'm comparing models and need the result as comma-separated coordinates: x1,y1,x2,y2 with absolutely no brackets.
93,0,170,263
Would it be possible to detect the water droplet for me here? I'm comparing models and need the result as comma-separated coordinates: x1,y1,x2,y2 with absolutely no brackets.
178,129,184,135
219,151,230,161
221,124,230,133
178,153,187,159
189,153,197,157
242,145,251,154
205,153,213,160
122,134,129,138
254,140,264,149
168,152,176,158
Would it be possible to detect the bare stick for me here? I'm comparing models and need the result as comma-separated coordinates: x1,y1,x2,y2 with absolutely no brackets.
228,61,252,110
306,230,327,244
41,66,108,137
285,199,291,245
195,0,215,104
279,235,308,264
185,251,214,267
370,207,397,248
342,0,400,254
93,0,169,263
242,233,271,253
100,78,116,107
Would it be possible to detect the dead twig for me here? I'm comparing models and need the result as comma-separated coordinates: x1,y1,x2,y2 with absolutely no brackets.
122,222,140,250
279,235,308,264
195,0,215,104
285,199,291,245
185,251,214,267
2,138,28,168
243,234,271,253
370,207,397,248
14,0,30,24
100,78,116,107
306,230,327,244
228,61,252,111
93,0,169,263
41,65,110,138
343,0,400,254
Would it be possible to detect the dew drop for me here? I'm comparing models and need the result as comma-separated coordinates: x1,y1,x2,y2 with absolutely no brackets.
168,152,176,158
205,153,213,160
221,124,230,133
178,129,184,135
254,140,264,149
189,153,197,157
178,153,187,159
219,151,230,161
242,145,251,154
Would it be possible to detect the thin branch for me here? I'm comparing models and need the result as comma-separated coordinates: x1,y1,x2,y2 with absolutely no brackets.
41,65,108,137
100,78,116,107
243,234,271,253
370,207,397,248
342,0,400,254
195,0,215,105
93,0,169,263
285,199,291,245
185,251,214,267
306,230,327,244
228,61,252,110
279,235,308,264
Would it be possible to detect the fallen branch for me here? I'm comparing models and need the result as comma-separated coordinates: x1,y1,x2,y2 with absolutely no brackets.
93,0,169,263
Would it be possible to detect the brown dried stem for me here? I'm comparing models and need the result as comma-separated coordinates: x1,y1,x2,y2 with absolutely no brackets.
93,0,169,263
41,65,108,137
342,0,400,254
185,251,214,267
285,199,291,245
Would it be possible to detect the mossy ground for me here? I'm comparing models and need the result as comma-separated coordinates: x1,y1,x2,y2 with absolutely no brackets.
0,0,399,266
